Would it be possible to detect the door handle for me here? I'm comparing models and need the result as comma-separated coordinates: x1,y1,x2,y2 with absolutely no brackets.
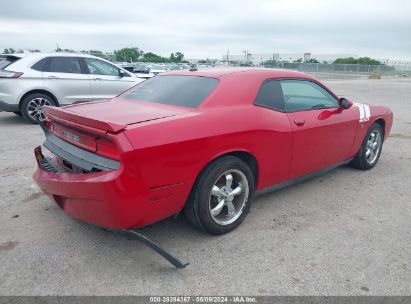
93,78,102,81
294,119,305,126
47,76,58,79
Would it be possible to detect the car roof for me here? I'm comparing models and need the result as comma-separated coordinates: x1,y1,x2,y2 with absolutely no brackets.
163,67,315,80
1,52,104,60
0,53,29,58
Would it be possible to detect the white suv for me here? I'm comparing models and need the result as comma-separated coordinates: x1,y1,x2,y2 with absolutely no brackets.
0,53,144,123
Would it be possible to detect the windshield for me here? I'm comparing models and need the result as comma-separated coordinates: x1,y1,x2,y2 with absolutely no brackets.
0,56,20,69
122,75,219,108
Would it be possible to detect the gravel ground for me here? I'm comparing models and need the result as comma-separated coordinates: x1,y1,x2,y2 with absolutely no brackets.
0,77,410,296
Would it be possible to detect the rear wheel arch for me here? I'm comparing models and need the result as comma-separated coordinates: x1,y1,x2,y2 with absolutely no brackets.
374,118,385,139
19,89,59,110
189,150,259,196
222,151,259,188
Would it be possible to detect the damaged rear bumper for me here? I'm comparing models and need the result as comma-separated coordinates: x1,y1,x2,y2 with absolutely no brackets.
33,145,192,229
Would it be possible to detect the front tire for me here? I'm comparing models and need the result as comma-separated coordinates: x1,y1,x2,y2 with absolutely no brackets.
351,123,384,170
184,156,255,235
21,93,56,124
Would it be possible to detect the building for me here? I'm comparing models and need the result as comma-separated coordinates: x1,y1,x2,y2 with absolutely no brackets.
221,52,358,65
378,59,411,70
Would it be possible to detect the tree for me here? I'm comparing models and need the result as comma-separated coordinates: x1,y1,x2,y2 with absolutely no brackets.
114,47,143,62
307,58,319,63
3,48,15,54
261,59,278,66
169,52,185,63
175,52,184,62
334,57,382,65
142,52,170,63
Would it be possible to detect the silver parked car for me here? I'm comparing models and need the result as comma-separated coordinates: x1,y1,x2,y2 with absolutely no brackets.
0,53,144,123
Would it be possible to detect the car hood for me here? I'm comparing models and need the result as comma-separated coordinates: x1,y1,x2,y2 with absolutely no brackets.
45,98,192,132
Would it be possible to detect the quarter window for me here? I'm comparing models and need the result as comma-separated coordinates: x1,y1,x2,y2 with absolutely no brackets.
48,57,82,74
85,58,121,76
280,80,338,112
254,80,285,111
31,58,48,71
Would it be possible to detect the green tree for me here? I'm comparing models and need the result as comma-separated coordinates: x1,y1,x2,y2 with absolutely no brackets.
3,48,15,54
334,57,382,65
169,52,185,63
175,52,184,62
114,47,143,62
143,52,170,63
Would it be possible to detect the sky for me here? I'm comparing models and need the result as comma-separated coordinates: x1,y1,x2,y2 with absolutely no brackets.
0,0,410,60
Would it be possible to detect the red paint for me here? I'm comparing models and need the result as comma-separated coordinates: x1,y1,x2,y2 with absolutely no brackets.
33,68,393,229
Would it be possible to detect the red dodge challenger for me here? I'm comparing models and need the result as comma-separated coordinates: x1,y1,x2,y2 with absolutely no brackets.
33,68,393,235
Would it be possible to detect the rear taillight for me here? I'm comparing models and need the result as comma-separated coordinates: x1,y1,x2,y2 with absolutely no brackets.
0,70,23,78
52,124,97,152
96,139,120,160
47,120,121,160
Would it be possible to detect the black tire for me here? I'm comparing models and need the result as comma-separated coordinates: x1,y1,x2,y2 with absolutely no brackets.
351,123,384,170
184,156,255,235
21,93,56,124
13,111,22,116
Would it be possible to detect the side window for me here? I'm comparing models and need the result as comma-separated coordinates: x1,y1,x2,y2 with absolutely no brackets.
85,58,120,76
48,57,82,74
31,58,49,71
254,80,285,111
280,80,338,112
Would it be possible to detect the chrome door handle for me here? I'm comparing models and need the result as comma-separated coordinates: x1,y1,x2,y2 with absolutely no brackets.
294,119,305,126
47,76,58,79
93,78,102,81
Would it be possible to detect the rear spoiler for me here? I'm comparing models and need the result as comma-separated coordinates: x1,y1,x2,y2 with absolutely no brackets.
44,106,126,133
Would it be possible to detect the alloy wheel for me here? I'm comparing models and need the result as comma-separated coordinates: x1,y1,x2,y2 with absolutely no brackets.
365,130,381,164
27,97,52,122
208,169,249,226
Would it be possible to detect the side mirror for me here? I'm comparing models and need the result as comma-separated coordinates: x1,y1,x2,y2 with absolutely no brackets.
119,69,126,77
340,98,352,109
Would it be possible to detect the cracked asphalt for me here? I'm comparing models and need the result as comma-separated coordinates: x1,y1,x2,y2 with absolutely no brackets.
0,76,410,295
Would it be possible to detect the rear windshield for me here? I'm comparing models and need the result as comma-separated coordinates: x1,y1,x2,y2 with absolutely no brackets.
122,75,219,108
0,56,20,69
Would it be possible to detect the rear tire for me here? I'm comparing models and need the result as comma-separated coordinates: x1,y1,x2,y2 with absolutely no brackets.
184,156,255,235
21,93,56,124
351,123,384,170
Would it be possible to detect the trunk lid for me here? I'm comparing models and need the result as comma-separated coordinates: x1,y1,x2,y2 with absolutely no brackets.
44,98,191,133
